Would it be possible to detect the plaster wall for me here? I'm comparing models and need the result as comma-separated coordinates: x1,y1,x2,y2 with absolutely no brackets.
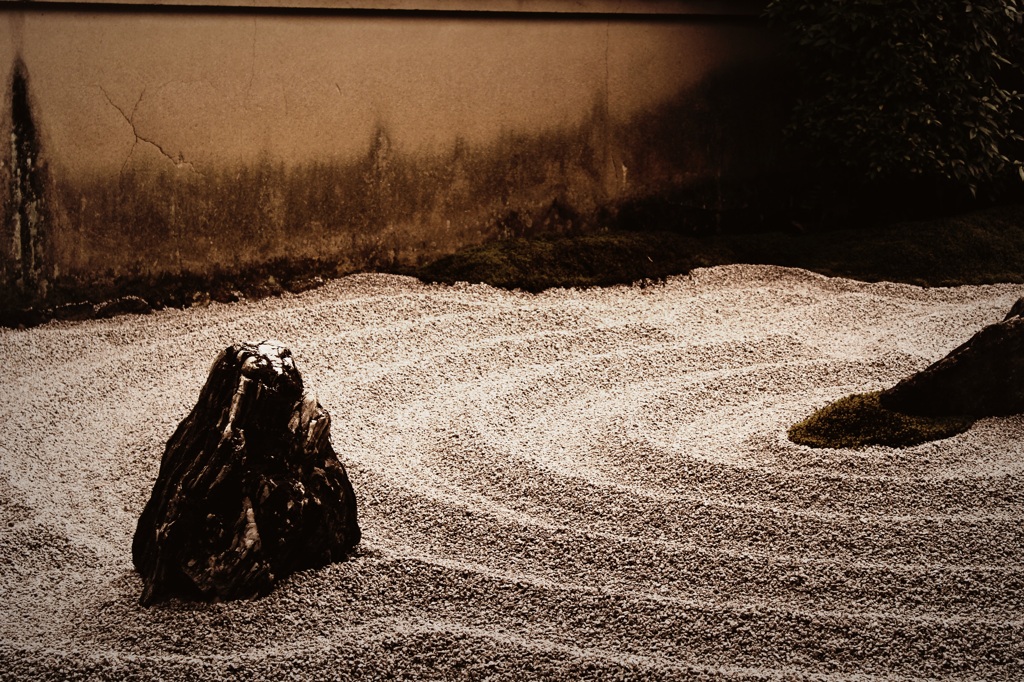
0,2,789,307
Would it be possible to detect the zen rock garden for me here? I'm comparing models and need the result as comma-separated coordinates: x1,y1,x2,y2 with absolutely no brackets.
131,298,1024,605
133,340,361,605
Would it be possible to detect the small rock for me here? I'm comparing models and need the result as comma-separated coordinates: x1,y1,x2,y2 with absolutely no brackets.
210,288,240,304
94,296,152,319
287,276,325,294
51,301,95,322
266,276,284,296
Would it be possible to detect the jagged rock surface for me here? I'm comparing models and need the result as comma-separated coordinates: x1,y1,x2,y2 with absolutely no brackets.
880,309,1024,417
132,340,360,606
1004,296,1024,321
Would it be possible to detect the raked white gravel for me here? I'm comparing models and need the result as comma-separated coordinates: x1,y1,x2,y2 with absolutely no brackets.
1,264,1022,680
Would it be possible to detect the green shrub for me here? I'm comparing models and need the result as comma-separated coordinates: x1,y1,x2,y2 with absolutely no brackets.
764,0,1024,199
788,391,975,449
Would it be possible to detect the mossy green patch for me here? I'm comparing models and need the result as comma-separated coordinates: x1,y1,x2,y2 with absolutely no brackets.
787,391,975,449
413,203,1024,292
415,232,733,293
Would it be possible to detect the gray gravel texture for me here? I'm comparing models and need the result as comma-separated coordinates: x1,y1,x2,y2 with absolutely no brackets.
1,264,1022,681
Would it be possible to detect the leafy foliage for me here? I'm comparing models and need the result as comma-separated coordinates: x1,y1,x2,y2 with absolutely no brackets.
764,0,1024,198
787,391,974,449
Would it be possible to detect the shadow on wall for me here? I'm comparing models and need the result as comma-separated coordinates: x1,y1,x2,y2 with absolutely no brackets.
0,55,795,315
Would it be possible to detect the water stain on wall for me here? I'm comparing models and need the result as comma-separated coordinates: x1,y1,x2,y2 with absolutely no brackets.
3,56,53,304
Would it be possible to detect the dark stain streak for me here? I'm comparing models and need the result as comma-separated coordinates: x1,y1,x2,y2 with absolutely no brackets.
9,57,49,297
247,17,257,102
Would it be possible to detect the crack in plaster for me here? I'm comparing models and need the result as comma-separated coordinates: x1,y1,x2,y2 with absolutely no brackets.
97,85,199,175
604,20,610,107
247,17,257,102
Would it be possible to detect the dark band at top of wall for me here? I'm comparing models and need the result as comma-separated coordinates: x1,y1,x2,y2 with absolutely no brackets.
0,0,769,19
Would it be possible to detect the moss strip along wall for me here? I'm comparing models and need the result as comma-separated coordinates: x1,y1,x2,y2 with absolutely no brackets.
0,1,789,311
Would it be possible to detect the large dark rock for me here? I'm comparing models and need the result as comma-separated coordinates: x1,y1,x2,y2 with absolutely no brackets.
1004,297,1024,321
133,340,360,606
880,310,1024,417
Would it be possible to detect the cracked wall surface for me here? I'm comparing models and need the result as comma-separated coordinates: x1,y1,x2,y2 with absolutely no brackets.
0,5,790,307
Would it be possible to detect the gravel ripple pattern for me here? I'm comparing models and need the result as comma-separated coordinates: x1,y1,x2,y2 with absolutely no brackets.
1,264,1022,680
